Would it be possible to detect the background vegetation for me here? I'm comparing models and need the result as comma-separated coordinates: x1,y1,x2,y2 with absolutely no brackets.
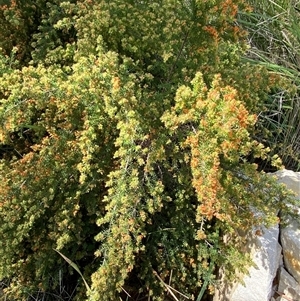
0,0,298,300
238,0,300,171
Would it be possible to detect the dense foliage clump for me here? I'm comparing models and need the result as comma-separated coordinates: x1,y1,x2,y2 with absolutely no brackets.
0,0,297,300
238,0,300,171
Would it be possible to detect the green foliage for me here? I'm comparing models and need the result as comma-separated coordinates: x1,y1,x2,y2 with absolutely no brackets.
238,0,300,170
0,0,297,300
0,0,76,65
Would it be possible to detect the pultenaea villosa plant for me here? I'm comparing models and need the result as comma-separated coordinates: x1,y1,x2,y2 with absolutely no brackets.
0,0,297,300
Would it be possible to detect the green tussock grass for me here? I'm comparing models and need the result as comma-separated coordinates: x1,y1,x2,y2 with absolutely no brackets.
238,0,300,171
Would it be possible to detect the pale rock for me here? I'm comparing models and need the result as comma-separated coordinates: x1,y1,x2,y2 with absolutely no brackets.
275,267,300,301
275,169,300,284
280,220,300,284
213,224,282,301
274,169,300,199
213,170,300,301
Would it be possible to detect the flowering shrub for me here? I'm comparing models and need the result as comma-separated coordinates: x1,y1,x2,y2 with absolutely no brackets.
0,0,296,300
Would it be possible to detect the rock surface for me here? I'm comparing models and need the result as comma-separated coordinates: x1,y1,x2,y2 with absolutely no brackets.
213,225,282,301
276,169,300,285
275,169,300,199
213,169,300,301
275,267,300,301
280,219,300,284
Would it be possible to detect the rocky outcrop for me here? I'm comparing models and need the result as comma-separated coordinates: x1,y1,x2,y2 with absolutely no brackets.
275,267,300,301
277,169,300,288
213,224,282,301
276,169,300,199
280,218,300,284
214,169,300,301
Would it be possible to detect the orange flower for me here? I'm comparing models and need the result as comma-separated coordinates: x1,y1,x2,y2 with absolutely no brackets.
112,76,121,91
222,0,238,18
203,25,219,40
